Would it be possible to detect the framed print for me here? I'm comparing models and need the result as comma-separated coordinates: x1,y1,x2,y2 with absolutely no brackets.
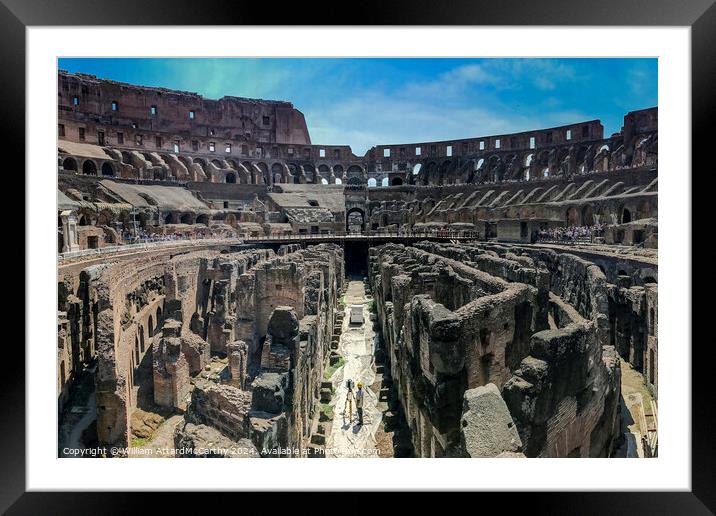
5,0,714,512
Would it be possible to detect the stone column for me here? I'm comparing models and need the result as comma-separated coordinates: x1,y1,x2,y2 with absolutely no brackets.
60,210,80,253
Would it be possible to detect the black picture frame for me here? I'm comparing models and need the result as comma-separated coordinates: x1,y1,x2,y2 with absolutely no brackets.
4,0,714,512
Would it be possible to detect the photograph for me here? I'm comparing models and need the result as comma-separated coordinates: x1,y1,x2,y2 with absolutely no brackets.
55,57,659,460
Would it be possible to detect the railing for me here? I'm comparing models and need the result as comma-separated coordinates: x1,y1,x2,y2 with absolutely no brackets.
58,230,480,262
58,237,245,262
242,231,479,242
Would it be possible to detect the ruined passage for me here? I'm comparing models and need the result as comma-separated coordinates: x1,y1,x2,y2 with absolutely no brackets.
325,280,382,457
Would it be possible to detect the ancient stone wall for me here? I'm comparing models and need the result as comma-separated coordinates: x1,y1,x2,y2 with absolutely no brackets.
369,241,623,457
369,244,540,456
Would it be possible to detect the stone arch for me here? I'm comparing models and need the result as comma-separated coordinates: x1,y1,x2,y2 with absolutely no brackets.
211,159,224,169
82,159,98,175
180,213,194,225
271,162,284,184
164,212,178,225
391,177,403,186
101,161,115,176
225,158,238,170
62,157,78,171
346,207,365,232
381,177,389,187
226,172,237,184
196,214,209,225
193,158,208,174
303,164,316,183
148,315,154,338
318,164,331,181
347,165,364,182
565,207,580,226
257,162,270,184
367,178,377,187
621,207,632,224
335,177,343,185
288,163,301,184
582,205,595,226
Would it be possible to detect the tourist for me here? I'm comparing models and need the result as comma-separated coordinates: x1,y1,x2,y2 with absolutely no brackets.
355,382,365,426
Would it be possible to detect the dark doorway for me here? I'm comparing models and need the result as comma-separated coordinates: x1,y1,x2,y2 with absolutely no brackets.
622,208,632,224
345,241,369,277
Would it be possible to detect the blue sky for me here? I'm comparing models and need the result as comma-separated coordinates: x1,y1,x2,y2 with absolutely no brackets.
58,58,657,155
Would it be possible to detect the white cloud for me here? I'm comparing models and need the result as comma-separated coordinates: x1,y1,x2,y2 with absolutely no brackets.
306,90,590,156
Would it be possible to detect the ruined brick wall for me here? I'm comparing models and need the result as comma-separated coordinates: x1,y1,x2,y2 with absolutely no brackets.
369,244,540,456
87,254,167,446
370,241,622,457
58,70,311,145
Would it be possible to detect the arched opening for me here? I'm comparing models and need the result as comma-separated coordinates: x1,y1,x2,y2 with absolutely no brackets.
347,165,363,183
643,276,657,284
622,208,632,224
257,162,270,184
391,177,403,186
62,157,78,171
582,205,594,226
135,335,141,359
367,178,377,187
348,176,363,185
148,315,154,337
335,178,343,185
180,213,193,225
303,164,316,184
346,208,365,233
226,172,236,184
321,178,329,185
101,162,115,176
565,207,580,226
164,213,176,225
196,214,209,225
139,327,145,355
318,164,331,182
381,178,389,187
211,159,224,169
82,160,97,175
271,163,284,183
412,163,422,175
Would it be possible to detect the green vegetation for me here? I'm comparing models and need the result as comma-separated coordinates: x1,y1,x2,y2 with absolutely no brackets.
323,356,345,380
367,300,376,314
320,402,334,419
131,437,148,447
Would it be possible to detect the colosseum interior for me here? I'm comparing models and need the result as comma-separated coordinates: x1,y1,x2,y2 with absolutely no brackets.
57,70,658,458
